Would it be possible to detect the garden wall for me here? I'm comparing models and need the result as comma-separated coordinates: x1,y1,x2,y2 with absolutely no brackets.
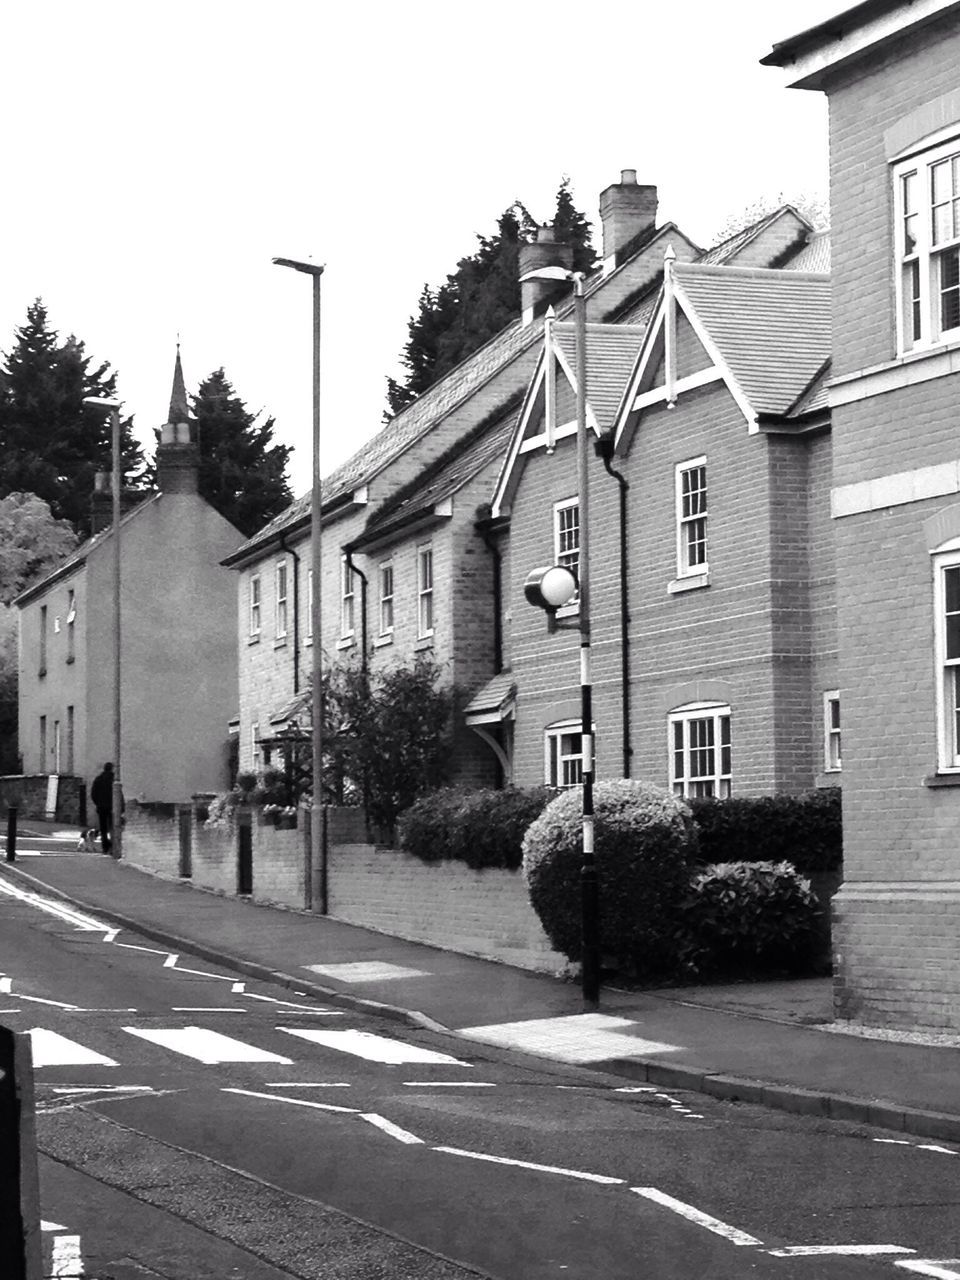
121,802,563,972
0,774,84,823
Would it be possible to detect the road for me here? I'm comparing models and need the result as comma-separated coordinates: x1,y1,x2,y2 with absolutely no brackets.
3,863,960,1279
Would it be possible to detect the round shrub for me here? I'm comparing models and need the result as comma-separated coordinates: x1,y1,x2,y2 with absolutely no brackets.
521,779,697,974
688,788,841,875
681,860,822,975
396,787,466,863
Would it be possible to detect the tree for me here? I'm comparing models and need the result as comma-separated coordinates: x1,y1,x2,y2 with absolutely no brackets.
0,300,145,535
709,191,830,244
186,369,292,538
0,492,78,606
386,179,597,417
0,492,79,773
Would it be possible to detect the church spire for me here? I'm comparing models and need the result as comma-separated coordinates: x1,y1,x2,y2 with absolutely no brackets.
167,343,189,425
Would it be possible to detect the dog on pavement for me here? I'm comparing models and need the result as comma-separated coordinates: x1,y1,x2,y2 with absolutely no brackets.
77,828,99,852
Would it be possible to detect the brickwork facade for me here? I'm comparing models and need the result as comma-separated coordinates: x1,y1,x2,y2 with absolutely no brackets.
774,5,960,1029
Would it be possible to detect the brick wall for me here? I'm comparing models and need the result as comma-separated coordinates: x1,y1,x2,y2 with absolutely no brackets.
0,774,84,823
327,843,564,972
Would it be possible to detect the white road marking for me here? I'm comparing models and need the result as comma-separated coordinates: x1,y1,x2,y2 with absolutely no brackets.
403,1081,496,1087
768,1245,915,1258
224,1087,359,1114
163,954,179,967
280,1027,468,1065
305,961,430,982
50,1085,154,1095
243,992,344,1012
0,878,110,933
103,928,119,943
631,1188,763,1246
19,994,81,1009
231,981,245,992
123,1026,292,1065
876,1138,912,1145
42,1221,67,1231
918,1144,958,1155
28,1029,117,1067
264,1082,352,1087
172,1007,245,1012
360,1113,424,1144
457,1013,681,1064
51,1234,84,1276
435,1145,624,1185
896,1262,960,1278
169,961,237,982
614,1086,659,1093
0,976,11,993
115,942,173,957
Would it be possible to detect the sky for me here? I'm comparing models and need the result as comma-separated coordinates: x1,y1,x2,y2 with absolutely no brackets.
2,1,838,496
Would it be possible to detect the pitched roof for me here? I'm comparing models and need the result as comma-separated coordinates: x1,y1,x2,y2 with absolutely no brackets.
550,322,647,432
783,229,831,273
786,359,831,417
673,262,831,417
463,672,517,720
15,494,162,606
697,206,802,265
352,405,521,549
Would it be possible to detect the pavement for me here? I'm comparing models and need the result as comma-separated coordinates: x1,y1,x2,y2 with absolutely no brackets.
5,831,960,1146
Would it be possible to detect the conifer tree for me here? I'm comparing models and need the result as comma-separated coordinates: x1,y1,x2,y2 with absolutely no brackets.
189,368,293,537
385,181,597,417
0,300,145,534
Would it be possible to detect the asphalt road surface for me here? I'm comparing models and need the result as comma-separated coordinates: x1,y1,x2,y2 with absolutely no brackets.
4,870,960,1279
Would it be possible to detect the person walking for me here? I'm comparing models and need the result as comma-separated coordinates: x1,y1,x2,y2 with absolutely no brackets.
90,763,116,854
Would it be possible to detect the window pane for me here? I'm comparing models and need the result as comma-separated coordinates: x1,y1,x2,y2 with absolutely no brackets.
946,566,960,614
941,248,960,330
904,212,918,256
903,170,917,216
948,612,960,662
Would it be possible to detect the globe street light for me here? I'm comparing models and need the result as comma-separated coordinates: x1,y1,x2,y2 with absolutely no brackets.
272,257,325,912
520,267,600,1008
82,395,123,858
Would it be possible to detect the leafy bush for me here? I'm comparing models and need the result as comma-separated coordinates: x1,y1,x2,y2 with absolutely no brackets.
680,860,821,975
252,766,287,807
521,780,697,974
399,786,555,870
688,788,841,875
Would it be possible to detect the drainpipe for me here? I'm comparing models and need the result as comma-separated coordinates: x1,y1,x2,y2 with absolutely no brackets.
344,548,368,672
476,510,503,673
595,436,632,778
278,532,301,694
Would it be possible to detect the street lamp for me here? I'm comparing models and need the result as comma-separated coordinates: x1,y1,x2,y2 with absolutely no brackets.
82,395,123,859
519,267,600,1009
272,257,325,912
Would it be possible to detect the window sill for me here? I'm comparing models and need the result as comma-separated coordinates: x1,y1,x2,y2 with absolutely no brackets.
247,634,261,646
65,655,75,665
304,636,313,646
373,633,393,649
668,572,710,595
415,635,434,651
336,636,356,651
814,771,841,789
273,637,288,649
38,667,47,678
923,772,960,787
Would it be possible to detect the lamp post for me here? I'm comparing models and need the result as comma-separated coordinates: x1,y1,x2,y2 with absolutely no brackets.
519,268,599,1008
272,257,325,912
82,395,123,859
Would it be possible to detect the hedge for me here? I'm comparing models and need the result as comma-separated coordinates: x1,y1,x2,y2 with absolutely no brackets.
688,788,841,875
398,786,555,870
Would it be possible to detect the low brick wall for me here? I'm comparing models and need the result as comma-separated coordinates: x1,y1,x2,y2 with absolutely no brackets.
326,843,564,972
0,774,84,823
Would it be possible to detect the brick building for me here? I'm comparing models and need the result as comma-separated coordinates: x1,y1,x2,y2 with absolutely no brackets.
15,353,242,804
224,172,706,783
764,0,960,1030
489,232,835,797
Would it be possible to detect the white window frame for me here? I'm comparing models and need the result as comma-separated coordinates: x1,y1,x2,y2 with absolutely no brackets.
306,568,313,641
340,557,356,639
823,690,842,773
553,496,580,585
675,458,708,579
379,561,394,636
934,544,960,772
39,604,48,673
251,721,260,768
66,588,76,661
544,720,586,789
668,702,731,799
66,704,74,775
275,562,288,639
894,134,960,354
418,545,434,639
249,574,262,637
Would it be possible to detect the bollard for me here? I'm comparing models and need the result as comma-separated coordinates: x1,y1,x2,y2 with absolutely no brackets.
6,807,16,863
0,1026,42,1279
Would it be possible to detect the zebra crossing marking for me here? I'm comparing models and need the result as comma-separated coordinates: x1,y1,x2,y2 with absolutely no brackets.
123,1026,293,1064
279,1027,469,1065
28,1028,117,1067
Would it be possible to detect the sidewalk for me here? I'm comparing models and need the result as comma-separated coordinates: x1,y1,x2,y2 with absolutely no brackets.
4,851,960,1144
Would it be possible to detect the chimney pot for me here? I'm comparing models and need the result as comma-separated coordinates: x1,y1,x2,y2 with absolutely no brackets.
621,169,638,184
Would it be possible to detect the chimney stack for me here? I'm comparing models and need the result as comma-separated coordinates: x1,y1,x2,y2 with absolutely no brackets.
518,224,574,326
156,347,200,494
599,170,658,274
